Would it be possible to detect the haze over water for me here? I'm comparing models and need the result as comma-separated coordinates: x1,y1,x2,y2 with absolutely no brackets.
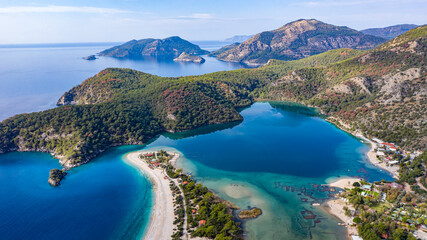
0,41,243,121
0,44,393,239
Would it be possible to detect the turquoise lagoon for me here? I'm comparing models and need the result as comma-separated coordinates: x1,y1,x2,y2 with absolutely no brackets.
0,103,391,239
142,102,393,239
0,42,393,239
0,102,393,240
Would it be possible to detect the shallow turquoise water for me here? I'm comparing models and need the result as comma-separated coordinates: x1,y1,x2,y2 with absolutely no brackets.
0,102,393,240
144,102,393,239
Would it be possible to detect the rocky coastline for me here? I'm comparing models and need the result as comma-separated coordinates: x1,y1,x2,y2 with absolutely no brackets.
173,52,205,63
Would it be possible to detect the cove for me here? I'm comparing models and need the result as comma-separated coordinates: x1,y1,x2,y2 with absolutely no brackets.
0,102,393,240
143,102,393,239
0,145,152,240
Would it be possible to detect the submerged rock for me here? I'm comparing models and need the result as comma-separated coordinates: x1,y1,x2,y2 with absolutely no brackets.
48,168,67,186
173,52,205,63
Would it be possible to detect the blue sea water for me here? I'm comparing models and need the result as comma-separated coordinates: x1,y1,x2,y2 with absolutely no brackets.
0,43,394,240
0,146,152,240
0,41,241,121
144,102,393,239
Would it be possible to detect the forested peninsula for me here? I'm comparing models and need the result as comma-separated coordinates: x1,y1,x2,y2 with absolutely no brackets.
0,26,425,172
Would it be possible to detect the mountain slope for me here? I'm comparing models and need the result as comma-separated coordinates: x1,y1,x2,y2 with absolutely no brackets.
216,19,386,66
208,43,240,57
224,35,254,42
361,24,419,40
0,26,425,169
256,25,427,149
98,36,209,58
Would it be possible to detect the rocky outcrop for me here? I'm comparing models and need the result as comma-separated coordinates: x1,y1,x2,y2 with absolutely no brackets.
48,168,67,186
173,52,205,63
98,36,209,58
216,19,386,66
83,55,97,60
238,207,262,219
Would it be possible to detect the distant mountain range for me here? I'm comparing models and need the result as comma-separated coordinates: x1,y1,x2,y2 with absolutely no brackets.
361,24,419,39
98,36,209,58
223,35,254,42
215,19,386,66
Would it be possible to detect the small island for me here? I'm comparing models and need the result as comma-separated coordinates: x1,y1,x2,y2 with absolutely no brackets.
48,168,67,186
173,52,205,63
238,207,262,219
83,55,97,60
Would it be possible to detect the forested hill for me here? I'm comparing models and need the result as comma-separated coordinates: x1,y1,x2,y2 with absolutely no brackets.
98,36,209,58
257,25,427,150
0,26,426,169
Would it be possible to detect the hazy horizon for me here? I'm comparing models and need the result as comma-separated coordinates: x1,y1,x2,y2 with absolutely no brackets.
0,0,426,44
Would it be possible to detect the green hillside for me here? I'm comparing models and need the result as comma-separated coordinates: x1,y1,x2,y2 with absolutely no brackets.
0,26,426,168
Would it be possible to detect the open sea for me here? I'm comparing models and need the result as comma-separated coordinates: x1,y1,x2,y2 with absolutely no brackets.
0,42,393,239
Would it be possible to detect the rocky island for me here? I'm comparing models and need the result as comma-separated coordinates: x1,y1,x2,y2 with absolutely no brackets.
238,207,262,219
98,36,209,58
173,52,205,63
83,55,97,60
48,168,67,186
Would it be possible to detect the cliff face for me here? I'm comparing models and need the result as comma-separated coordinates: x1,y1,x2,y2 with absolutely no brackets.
217,19,386,66
98,36,209,58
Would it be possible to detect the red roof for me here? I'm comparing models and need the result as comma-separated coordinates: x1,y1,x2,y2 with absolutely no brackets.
183,181,188,185
199,220,206,226
382,142,395,147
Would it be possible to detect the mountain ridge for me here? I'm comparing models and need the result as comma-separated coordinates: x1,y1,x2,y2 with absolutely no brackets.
216,19,386,66
361,24,419,39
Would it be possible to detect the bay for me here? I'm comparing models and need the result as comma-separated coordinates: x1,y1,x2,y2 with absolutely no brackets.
0,41,241,121
0,42,394,240
144,102,393,239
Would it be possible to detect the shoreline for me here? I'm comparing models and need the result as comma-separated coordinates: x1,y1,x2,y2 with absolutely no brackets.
361,138,399,179
323,177,361,239
124,151,177,240
326,117,398,179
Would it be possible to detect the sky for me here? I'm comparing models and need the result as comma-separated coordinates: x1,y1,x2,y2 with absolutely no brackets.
0,0,426,44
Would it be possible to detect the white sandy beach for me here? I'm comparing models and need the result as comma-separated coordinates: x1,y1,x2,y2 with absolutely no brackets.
327,177,361,190
364,139,399,179
125,151,176,240
323,198,358,239
323,177,361,239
